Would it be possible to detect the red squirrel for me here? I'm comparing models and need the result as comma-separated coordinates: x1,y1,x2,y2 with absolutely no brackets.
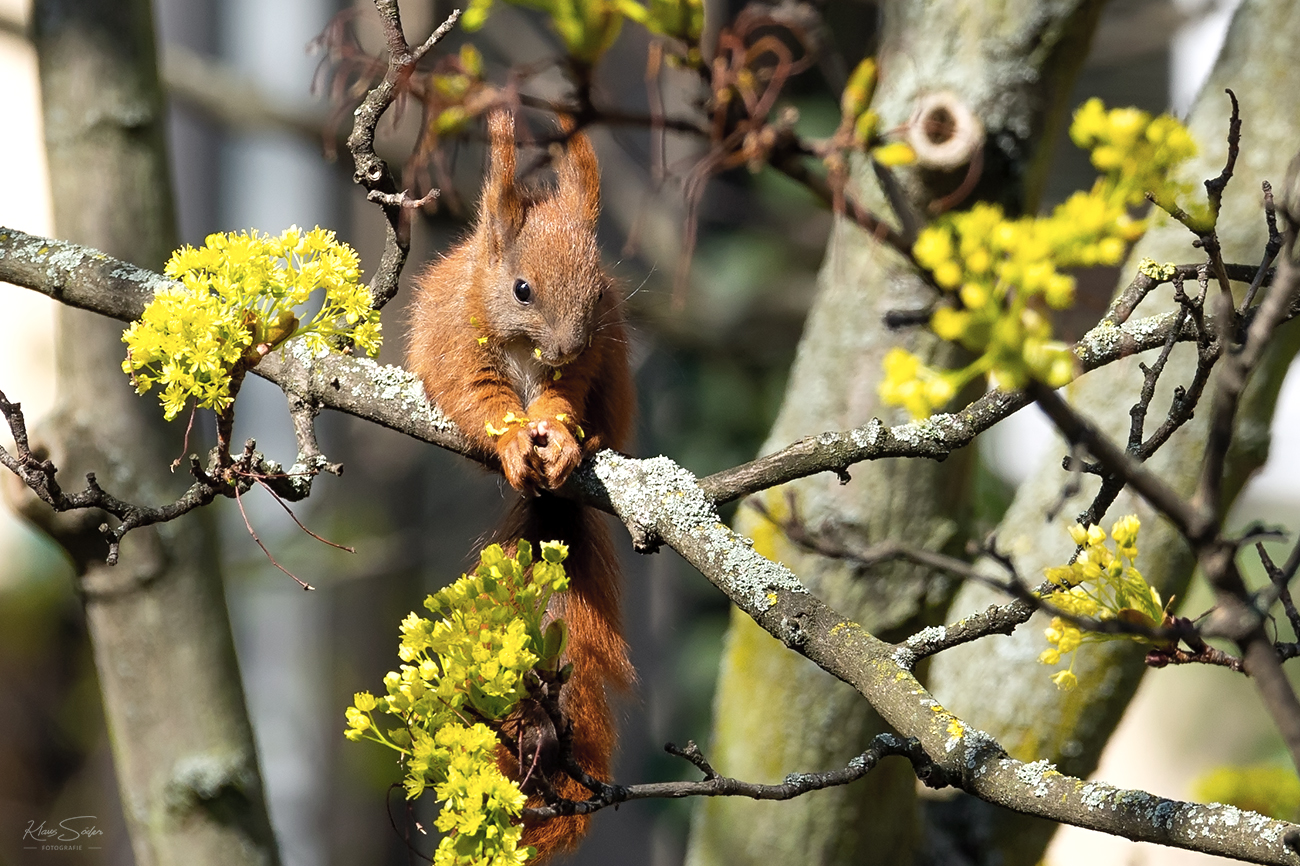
406,110,634,858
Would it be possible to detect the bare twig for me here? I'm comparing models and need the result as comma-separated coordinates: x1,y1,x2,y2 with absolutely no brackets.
1075,274,1218,528
0,387,346,570
522,733,946,820
1241,180,1282,313
346,5,461,310
251,477,355,553
1259,543,1300,640
366,187,440,209
1145,643,1244,672
902,599,1036,660
232,478,315,591
1103,262,1264,326
0,389,224,564
285,395,343,477
1203,89,1242,220
1029,381,1208,543
1194,217,1300,534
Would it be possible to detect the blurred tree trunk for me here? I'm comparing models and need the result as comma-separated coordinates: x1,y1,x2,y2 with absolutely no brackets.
22,1,281,864
928,0,1300,863
685,2,1104,864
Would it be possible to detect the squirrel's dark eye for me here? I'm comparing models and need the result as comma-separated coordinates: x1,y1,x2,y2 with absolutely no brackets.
513,278,532,304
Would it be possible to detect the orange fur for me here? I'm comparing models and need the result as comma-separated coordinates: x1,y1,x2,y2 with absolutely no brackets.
407,110,634,859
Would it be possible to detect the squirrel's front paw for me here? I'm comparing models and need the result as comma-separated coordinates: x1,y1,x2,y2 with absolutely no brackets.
530,419,582,490
497,427,544,494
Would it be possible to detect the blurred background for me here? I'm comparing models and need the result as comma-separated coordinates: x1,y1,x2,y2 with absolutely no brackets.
0,0,1295,864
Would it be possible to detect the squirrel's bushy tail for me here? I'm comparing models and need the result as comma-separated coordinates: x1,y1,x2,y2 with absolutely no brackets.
498,493,632,860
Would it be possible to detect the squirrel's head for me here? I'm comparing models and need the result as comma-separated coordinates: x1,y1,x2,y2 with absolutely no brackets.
475,110,614,368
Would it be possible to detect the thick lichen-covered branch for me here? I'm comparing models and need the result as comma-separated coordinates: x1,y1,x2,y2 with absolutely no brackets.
574,451,1300,864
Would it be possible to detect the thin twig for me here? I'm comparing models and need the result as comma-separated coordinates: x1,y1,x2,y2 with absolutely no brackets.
1241,180,1282,313
1258,543,1300,640
1203,89,1242,219
1145,643,1244,672
0,389,223,565
1029,382,1208,542
1194,220,1300,534
522,733,946,820
232,481,315,591
251,477,356,553
346,6,462,309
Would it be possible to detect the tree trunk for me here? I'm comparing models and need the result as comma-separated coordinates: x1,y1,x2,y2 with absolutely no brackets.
686,2,1104,864
927,0,1300,862
25,1,281,863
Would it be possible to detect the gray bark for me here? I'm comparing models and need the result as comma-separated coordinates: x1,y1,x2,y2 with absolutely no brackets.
928,0,1300,862
686,2,1104,864
24,1,281,864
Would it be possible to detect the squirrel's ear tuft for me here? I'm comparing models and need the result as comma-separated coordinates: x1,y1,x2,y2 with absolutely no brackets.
483,110,525,256
555,117,601,227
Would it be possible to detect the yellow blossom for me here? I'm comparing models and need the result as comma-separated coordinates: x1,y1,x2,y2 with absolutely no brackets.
123,226,380,420
1038,516,1170,691
871,141,917,167
1050,670,1078,691
883,100,1198,418
880,348,961,417
345,542,574,866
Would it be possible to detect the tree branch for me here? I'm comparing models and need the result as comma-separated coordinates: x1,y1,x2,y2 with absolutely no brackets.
0,388,337,566
3,227,1295,511
346,6,461,310
576,452,1300,864
0,225,1294,860
522,734,947,819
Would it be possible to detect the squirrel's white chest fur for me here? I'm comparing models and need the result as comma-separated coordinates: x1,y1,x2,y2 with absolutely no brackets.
501,341,547,409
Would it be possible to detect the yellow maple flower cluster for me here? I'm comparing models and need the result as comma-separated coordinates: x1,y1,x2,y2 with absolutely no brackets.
461,0,700,63
122,226,380,420
881,99,1198,418
1037,515,1168,691
345,541,571,866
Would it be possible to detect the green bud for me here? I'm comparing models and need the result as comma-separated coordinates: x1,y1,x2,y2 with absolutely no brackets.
841,57,877,119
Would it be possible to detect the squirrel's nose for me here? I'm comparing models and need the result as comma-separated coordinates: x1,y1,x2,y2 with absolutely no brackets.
546,328,587,366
